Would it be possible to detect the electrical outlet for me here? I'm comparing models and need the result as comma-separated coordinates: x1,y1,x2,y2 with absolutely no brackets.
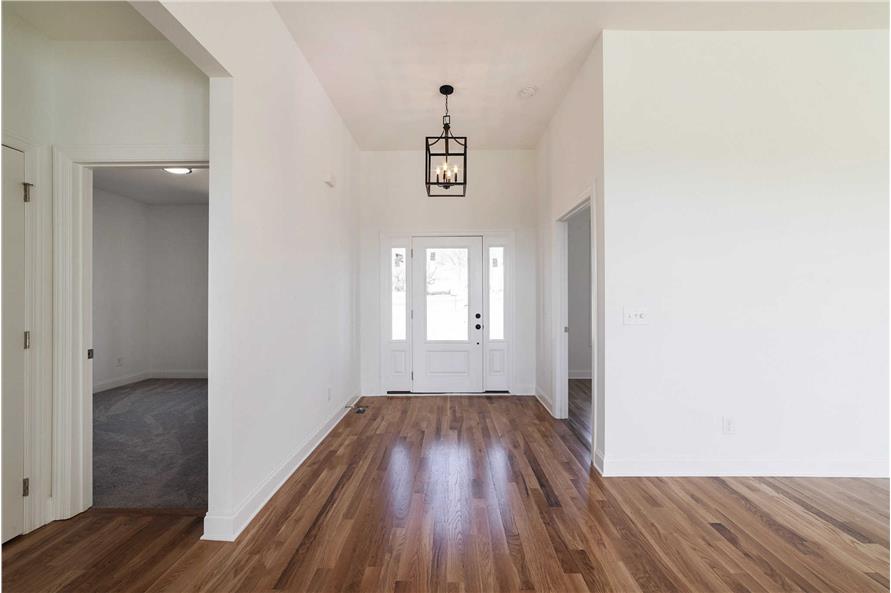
722,416,736,435
116,357,124,367
623,307,649,325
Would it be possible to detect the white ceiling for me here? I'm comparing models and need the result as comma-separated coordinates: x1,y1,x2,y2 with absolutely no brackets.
5,1,165,41
275,1,887,150
93,168,209,205
7,1,886,150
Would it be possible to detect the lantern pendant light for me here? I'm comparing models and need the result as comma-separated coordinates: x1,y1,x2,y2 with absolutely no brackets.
425,85,467,197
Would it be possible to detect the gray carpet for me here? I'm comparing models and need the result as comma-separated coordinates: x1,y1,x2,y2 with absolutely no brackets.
93,378,207,509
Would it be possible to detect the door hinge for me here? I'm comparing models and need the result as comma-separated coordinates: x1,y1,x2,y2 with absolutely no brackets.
410,309,414,319
87,348,94,359
22,478,29,497
23,182,33,203
24,331,31,349
410,248,414,258
411,371,414,380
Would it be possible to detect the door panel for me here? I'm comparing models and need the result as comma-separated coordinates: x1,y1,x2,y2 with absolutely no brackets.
2,146,26,542
411,236,483,392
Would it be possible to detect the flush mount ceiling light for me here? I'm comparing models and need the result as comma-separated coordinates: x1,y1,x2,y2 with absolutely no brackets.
425,84,467,197
163,167,193,175
517,85,539,99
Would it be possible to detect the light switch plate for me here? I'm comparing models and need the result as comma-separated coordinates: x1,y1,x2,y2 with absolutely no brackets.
623,307,649,325
722,416,736,435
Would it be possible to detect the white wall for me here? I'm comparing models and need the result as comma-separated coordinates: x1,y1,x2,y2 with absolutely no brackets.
147,204,209,376
2,11,208,149
92,190,208,392
600,30,889,476
536,38,605,456
567,207,592,378
2,12,54,146
92,190,150,389
51,41,208,148
358,150,537,395
161,2,361,541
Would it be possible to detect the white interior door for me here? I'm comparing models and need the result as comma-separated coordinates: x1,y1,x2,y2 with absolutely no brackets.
411,236,483,393
2,146,26,542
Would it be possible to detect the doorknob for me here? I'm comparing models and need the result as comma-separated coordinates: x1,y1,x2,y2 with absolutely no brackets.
475,324,482,330
475,313,481,319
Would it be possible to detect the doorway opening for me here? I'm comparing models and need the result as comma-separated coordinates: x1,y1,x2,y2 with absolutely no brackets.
90,166,208,509
566,205,592,448
553,187,600,469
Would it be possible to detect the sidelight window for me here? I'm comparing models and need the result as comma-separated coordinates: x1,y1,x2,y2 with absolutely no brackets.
391,248,406,340
489,247,504,340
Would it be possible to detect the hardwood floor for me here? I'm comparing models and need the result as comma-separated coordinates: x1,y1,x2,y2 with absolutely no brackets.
567,379,592,447
4,396,889,593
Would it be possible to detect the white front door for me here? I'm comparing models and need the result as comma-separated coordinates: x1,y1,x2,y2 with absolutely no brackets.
411,236,484,393
2,146,26,542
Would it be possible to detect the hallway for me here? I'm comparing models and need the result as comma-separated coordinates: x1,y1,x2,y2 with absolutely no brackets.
5,396,888,592
567,379,592,447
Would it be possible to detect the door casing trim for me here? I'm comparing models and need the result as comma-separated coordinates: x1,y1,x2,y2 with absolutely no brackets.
52,144,209,529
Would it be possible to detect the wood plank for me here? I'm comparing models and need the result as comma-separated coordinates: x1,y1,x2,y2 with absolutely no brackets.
3,396,888,593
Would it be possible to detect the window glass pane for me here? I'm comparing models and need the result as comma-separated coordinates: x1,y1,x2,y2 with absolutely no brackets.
489,247,504,340
426,248,469,341
391,248,406,340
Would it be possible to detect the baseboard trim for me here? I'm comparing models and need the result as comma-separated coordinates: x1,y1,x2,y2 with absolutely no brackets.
593,448,605,474
152,369,208,379
510,384,535,396
534,385,557,418
93,370,208,393
202,395,360,542
93,372,151,393
568,370,592,380
602,457,890,478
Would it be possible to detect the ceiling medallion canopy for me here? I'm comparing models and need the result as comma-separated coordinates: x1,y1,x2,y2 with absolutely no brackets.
425,84,467,197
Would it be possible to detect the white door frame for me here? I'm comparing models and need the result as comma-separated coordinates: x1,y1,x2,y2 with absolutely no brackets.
379,229,515,394
2,142,31,540
3,133,52,534
52,144,208,524
553,184,602,470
